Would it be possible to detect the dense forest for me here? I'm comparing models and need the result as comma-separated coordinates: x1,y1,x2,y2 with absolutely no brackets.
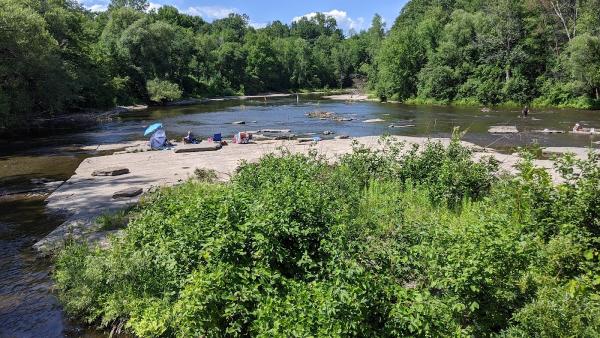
0,0,383,129
1,0,600,129
378,0,600,108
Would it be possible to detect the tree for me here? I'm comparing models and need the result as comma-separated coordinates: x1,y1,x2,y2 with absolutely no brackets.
146,78,182,102
263,20,290,38
0,1,68,127
566,33,600,99
244,32,281,92
538,0,579,42
375,26,427,100
291,13,343,41
153,5,205,32
108,0,149,12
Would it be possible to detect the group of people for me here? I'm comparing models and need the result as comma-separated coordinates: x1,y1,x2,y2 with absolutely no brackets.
148,127,252,150
148,128,197,150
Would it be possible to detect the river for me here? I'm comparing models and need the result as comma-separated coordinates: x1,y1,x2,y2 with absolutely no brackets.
1,96,599,337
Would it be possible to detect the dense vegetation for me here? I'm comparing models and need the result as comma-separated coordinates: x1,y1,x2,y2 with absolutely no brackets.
4,0,600,131
0,0,383,128
56,137,600,337
376,0,600,108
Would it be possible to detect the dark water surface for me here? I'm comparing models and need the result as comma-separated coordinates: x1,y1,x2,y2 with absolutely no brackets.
1,96,599,337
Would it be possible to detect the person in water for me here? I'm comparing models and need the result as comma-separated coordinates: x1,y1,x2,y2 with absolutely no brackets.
183,130,199,144
521,105,529,117
573,123,583,132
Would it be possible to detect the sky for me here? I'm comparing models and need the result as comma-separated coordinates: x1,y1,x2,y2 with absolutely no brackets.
79,0,410,33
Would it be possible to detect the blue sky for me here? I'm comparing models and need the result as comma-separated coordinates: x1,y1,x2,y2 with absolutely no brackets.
80,0,409,32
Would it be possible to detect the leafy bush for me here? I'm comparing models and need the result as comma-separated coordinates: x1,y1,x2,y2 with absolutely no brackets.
55,139,600,337
146,78,183,103
193,168,218,182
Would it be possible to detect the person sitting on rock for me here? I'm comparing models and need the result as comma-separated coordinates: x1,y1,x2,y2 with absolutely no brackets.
183,130,199,144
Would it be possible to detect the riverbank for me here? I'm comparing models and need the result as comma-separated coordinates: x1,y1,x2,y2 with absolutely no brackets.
0,91,350,140
0,105,148,139
324,92,600,111
33,135,575,255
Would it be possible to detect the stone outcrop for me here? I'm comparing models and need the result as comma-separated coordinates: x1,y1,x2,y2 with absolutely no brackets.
113,187,143,199
173,143,222,153
92,167,130,176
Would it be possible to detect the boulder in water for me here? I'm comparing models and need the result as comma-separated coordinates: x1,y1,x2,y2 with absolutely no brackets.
489,126,518,134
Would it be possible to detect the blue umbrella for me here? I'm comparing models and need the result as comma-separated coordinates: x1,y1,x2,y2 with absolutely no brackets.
144,123,163,136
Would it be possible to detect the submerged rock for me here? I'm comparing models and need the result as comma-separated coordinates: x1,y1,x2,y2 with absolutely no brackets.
260,129,291,133
389,124,416,128
306,111,354,122
489,126,518,134
306,111,336,119
534,129,564,134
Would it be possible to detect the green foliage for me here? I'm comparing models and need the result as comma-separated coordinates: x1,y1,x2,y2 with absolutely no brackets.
54,139,600,336
97,208,132,231
0,0,67,128
2,2,384,127
5,0,600,130
193,168,218,182
146,78,182,103
371,0,600,108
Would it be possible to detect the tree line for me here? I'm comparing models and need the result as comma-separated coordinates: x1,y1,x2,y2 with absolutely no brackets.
0,0,383,128
376,0,600,108
1,0,600,129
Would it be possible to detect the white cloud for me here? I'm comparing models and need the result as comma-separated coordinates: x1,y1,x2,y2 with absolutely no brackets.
185,5,238,20
293,9,366,32
147,2,163,12
87,3,107,12
249,21,267,29
77,0,108,12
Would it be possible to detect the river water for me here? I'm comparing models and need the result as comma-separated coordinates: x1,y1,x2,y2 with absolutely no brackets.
1,96,599,337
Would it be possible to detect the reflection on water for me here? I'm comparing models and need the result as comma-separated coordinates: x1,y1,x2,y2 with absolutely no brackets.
116,97,600,150
1,96,600,337
0,198,70,337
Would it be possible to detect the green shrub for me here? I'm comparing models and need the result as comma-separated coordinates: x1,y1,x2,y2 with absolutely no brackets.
146,78,182,103
193,168,218,182
54,139,600,337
